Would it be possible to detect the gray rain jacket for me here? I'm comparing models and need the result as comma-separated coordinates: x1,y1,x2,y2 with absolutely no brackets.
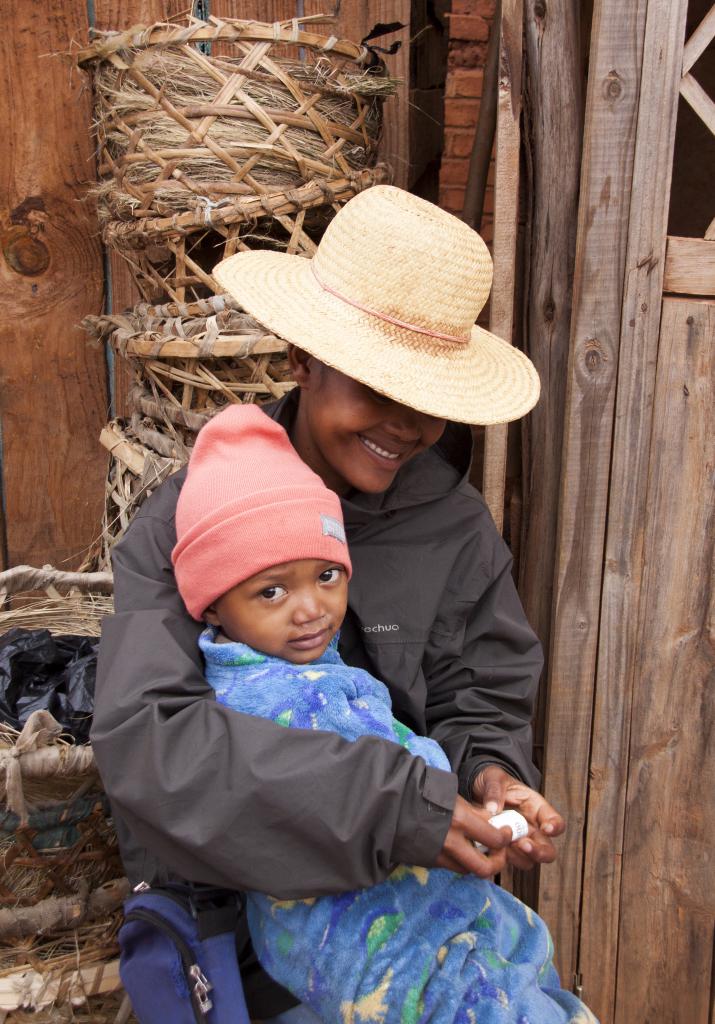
93,391,543,1017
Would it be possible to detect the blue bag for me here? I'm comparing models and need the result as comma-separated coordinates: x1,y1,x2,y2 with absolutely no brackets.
119,884,250,1024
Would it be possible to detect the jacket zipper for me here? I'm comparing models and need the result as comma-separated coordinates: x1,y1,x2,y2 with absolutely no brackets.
124,906,213,1020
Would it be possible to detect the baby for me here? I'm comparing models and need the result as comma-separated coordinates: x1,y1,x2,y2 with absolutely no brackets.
172,404,596,1024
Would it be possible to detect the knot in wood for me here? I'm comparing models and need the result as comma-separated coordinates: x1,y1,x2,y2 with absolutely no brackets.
533,0,547,19
584,338,603,373
604,70,623,101
1,226,50,277
543,295,556,322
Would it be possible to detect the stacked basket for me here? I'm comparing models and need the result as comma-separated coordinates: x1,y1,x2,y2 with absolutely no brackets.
0,568,132,1023
78,16,393,568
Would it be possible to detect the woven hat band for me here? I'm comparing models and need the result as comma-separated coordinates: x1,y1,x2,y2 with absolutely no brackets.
310,263,469,346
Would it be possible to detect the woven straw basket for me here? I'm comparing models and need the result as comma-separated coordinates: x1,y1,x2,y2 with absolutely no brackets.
0,567,134,1023
84,293,294,569
77,16,392,303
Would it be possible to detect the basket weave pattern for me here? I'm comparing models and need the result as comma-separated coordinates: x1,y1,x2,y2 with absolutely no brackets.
0,568,132,1021
78,17,391,303
84,294,295,567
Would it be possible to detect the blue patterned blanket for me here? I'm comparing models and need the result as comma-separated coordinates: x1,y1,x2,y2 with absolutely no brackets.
201,629,597,1024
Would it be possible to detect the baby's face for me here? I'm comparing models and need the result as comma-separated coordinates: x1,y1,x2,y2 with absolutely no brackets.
205,558,349,664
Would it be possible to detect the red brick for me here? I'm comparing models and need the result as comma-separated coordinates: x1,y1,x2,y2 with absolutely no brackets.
451,0,496,17
449,41,489,68
482,186,494,214
448,14,490,42
440,158,470,187
439,186,466,214
444,129,475,159
450,68,484,98
444,97,479,128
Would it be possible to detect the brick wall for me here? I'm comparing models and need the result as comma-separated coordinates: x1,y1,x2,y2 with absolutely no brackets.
440,0,496,242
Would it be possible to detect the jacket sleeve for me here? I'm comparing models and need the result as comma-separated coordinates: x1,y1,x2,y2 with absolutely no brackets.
92,484,457,899
423,517,543,797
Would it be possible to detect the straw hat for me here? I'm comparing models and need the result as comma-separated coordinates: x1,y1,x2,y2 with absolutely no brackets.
213,185,539,425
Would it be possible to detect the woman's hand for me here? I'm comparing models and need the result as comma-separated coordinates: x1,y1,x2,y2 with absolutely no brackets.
435,794,512,877
472,765,565,870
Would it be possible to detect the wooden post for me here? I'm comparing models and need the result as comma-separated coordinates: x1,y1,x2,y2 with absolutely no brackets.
578,0,690,1015
0,0,107,569
535,0,650,986
518,0,582,740
482,0,522,532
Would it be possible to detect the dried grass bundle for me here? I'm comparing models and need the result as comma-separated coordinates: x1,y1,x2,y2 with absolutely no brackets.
0,596,113,639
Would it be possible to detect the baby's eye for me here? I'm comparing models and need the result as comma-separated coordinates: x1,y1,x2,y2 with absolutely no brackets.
260,585,286,601
319,567,343,584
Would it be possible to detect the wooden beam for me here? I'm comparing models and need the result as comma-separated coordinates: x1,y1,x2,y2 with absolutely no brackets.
483,0,523,532
535,0,649,990
615,297,714,1022
0,0,108,570
517,0,583,821
681,3,715,74
680,72,715,136
664,236,715,295
577,0,690,1017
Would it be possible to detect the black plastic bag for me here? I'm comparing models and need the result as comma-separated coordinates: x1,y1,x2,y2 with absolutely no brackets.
0,627,98,743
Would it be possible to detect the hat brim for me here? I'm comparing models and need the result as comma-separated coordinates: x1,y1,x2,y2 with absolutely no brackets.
213,250,540,426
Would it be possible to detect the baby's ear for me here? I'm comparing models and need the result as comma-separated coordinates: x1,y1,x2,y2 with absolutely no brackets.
204,605,221,626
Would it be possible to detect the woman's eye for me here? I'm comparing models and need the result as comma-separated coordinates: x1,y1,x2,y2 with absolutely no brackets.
260,586,286,601
364,384,391,405
319,567,342,584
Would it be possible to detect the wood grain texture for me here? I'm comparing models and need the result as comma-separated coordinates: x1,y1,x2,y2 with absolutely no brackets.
578,1,690,1016
536,0,648,985
664,236,715,295
614,297,714,1023
518,0,582,701
0,0,108,570
483,0,522,532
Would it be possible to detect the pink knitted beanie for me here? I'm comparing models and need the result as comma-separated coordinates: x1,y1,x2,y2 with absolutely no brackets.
172,405,351,620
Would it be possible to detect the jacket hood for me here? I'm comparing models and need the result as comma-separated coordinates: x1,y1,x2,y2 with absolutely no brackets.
266,389,474,519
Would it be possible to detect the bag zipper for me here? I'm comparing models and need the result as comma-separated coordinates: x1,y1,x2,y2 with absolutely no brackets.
124,906,213,1020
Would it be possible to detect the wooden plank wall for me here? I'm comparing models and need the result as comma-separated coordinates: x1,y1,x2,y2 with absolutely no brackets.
0,1,108,571
536,0,650,979
535,1,715,1021
615,296,714,1023
0,1,410,570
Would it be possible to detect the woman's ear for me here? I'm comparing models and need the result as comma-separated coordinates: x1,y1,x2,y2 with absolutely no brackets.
204,605,221,626
287,345,314,387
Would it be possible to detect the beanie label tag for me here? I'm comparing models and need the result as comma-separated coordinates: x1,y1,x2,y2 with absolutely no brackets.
321,514,347,545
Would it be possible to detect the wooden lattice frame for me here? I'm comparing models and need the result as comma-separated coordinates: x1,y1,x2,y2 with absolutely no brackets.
662,4,715,297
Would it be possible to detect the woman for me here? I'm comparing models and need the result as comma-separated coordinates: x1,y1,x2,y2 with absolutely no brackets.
94,185,564,1022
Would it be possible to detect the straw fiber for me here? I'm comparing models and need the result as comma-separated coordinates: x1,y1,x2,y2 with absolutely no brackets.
85,293,295,567
78,17,391,303
0,569,131,1021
